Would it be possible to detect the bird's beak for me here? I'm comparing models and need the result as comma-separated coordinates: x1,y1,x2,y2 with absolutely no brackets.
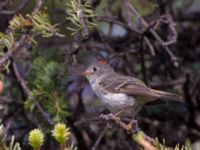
80,71,92,76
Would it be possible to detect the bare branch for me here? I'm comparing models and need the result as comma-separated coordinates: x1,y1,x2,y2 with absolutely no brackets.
91,125,109,150
0,0,29,15
100,113,159,150
124,0,179,67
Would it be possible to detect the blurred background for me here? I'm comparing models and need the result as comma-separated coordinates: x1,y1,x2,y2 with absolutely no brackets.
0,0,200,149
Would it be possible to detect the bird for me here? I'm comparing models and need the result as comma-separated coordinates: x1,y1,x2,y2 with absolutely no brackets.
81,60,183,118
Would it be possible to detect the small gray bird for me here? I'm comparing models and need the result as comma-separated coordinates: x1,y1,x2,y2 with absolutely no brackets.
81,61,183,117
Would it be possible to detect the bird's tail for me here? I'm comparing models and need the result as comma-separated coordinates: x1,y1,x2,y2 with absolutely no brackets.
151,89,184,102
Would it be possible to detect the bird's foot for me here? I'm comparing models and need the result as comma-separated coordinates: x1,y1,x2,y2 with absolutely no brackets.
100,113,120,121
100,114,139,134
126,119,139,134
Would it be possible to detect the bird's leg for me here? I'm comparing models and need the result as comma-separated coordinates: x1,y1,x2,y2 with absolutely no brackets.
115,108,125,117
125,104,142,132
100,113,139,133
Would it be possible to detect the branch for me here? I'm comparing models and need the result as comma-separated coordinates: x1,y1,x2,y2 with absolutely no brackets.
77,0,90,39
91,125,108,150
139,35,148,85
0,34,27,68
12,61,55,126
144,37,155,56
0,0,45,67
124,0,179,67
154,15,177,46
100,113,161,150
100,114,139,134
0,0,29,15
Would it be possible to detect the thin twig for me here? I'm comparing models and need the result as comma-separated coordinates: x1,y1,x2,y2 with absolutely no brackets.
91,124,109,150
124,0,179,67
4,108,23,134
0,34,27,68
144,36,155,56
139,35,148,85
12,62,31,96
98,30,114,53
77,0,90,39
154,15,177,46
0,0,29,15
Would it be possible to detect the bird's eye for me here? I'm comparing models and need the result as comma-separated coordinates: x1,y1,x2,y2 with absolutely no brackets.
92,67,97,72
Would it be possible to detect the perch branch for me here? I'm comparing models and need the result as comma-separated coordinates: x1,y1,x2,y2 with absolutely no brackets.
100,113,159,149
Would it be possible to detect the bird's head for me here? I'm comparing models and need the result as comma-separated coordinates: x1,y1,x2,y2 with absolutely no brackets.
81,60,115,82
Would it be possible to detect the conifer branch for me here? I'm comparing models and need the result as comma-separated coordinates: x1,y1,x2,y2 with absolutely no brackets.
12,61,55,126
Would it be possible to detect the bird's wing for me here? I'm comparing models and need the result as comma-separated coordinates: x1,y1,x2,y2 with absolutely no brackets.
100,75,160,101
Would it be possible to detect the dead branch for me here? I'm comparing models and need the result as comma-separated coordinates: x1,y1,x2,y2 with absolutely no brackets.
123,0,179,67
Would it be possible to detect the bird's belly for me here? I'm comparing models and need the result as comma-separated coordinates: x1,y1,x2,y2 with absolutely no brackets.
91,82,143,116
101,93,135,111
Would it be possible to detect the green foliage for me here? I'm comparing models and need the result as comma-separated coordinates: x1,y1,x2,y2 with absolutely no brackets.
0,11,64,73
66,0,97,35
28,129,44,149
0,33,14,49
133,131,192,150
9,14,32,32
153,137,192,150
26,12,64,37
9,12,64,38
25,57,68,122
0,33,14,72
